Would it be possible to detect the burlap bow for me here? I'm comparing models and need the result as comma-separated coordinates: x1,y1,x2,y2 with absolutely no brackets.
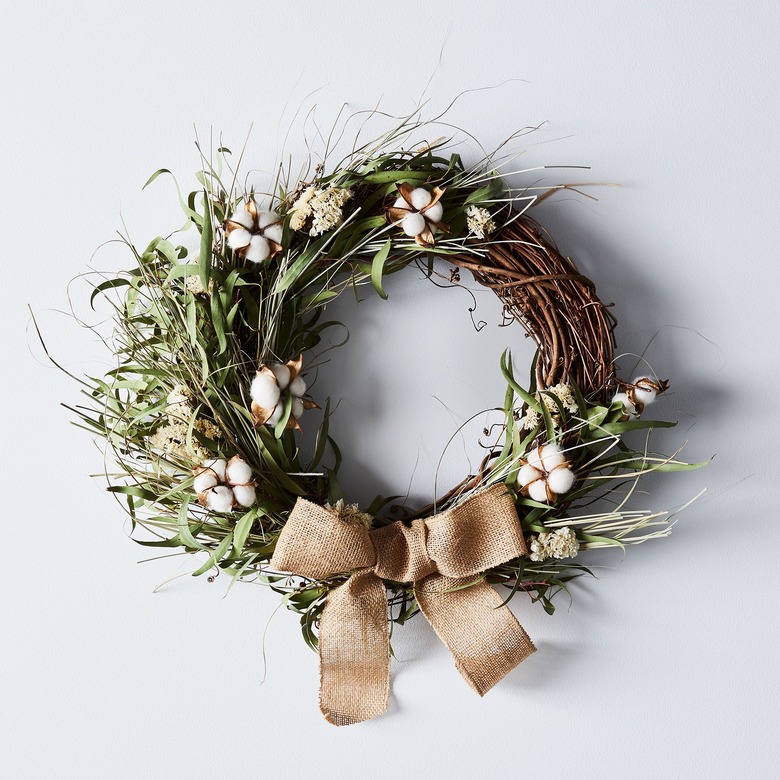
270,483,536,726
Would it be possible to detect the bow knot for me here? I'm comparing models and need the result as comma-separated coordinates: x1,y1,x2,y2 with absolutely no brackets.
270,483,536,726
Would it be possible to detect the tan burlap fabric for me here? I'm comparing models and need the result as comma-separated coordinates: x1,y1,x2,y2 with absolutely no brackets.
270,483,536,725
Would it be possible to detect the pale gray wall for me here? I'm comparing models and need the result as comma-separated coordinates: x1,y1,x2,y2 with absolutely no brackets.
2,1,778,777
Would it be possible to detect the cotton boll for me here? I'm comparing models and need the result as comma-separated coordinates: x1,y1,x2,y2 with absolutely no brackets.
193,470,218,493
257,211,283,244
424,201,443,225
202,458,227,482
228,210,254,229
288,375,306,398
632,377,657,406
206,485,234,513
393,196,409,211
547,466,575,496
263,223,283,245
232,484,256,508
402,211,426,237
612,392,637,418
270,363,291,390
518,463,541,487
410,187,432,210
244,235,271,263
292,396,304,420
267,404,285,427
251,372,281,408
525,446,543,470
227,227,252,250
257,210,280,229
527,480,549,504
226,456,253,485
539,443,565,472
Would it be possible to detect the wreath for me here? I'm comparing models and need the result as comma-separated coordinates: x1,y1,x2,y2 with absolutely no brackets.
49,110,702,726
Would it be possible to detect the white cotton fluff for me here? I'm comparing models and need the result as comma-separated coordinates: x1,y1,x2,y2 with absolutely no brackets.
547,466,576,496
518,463,541,488
251,372,281,409
527,443,565,473
228,209,254,229
270,363,291,390
402,211,426,237
193,470,218,494
539,443,566,472
245,235,271,264
227,227,252,250
268,404,285,427
202,458,227,482
632,377,658,406
393,196,409,211
527,480,549,504
232,484,256,508
613,391,638,418
288,375,306,398
292,397,305,420
410,187,432,210
423,201,443,225
226,457,253,485
257,211,283,244
206,485,234,513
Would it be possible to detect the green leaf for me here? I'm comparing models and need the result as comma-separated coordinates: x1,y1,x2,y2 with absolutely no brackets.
90,278,132,309
176,498,207,551
199,198,213,288
233,509,257,553
371,239,392,300
601,419,677,435
192,531,234,576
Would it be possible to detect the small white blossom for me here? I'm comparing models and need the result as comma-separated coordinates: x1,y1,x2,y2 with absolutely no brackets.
528,527,580,561
466,205,496,239
289,186,353,236
184,273,215,296
520,383,579,430
166,384,194,423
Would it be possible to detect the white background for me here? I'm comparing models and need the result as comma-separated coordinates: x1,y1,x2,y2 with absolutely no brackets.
2,1,779,777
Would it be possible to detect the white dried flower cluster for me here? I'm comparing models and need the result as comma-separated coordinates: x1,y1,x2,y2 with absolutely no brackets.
166,384,194,422
289,186,353,236
149,385,223,460
518,443,576,504
520,383,579,430
194,456,256,513
324,498,373,528
466,205,496,239
528,527,579,562
149,419,221,461
184,273,215,296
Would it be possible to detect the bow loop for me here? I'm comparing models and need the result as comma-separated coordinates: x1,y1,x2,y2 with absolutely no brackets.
271,498,375,580
424,485,529,577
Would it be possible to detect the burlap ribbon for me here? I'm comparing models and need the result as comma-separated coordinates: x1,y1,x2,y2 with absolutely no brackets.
270,483,536,726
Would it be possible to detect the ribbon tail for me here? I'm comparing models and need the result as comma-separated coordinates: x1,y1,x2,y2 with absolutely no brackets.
318,569,390,726
415,574,536,696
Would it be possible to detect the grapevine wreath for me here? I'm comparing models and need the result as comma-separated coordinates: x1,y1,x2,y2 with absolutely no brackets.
51,111,702,726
